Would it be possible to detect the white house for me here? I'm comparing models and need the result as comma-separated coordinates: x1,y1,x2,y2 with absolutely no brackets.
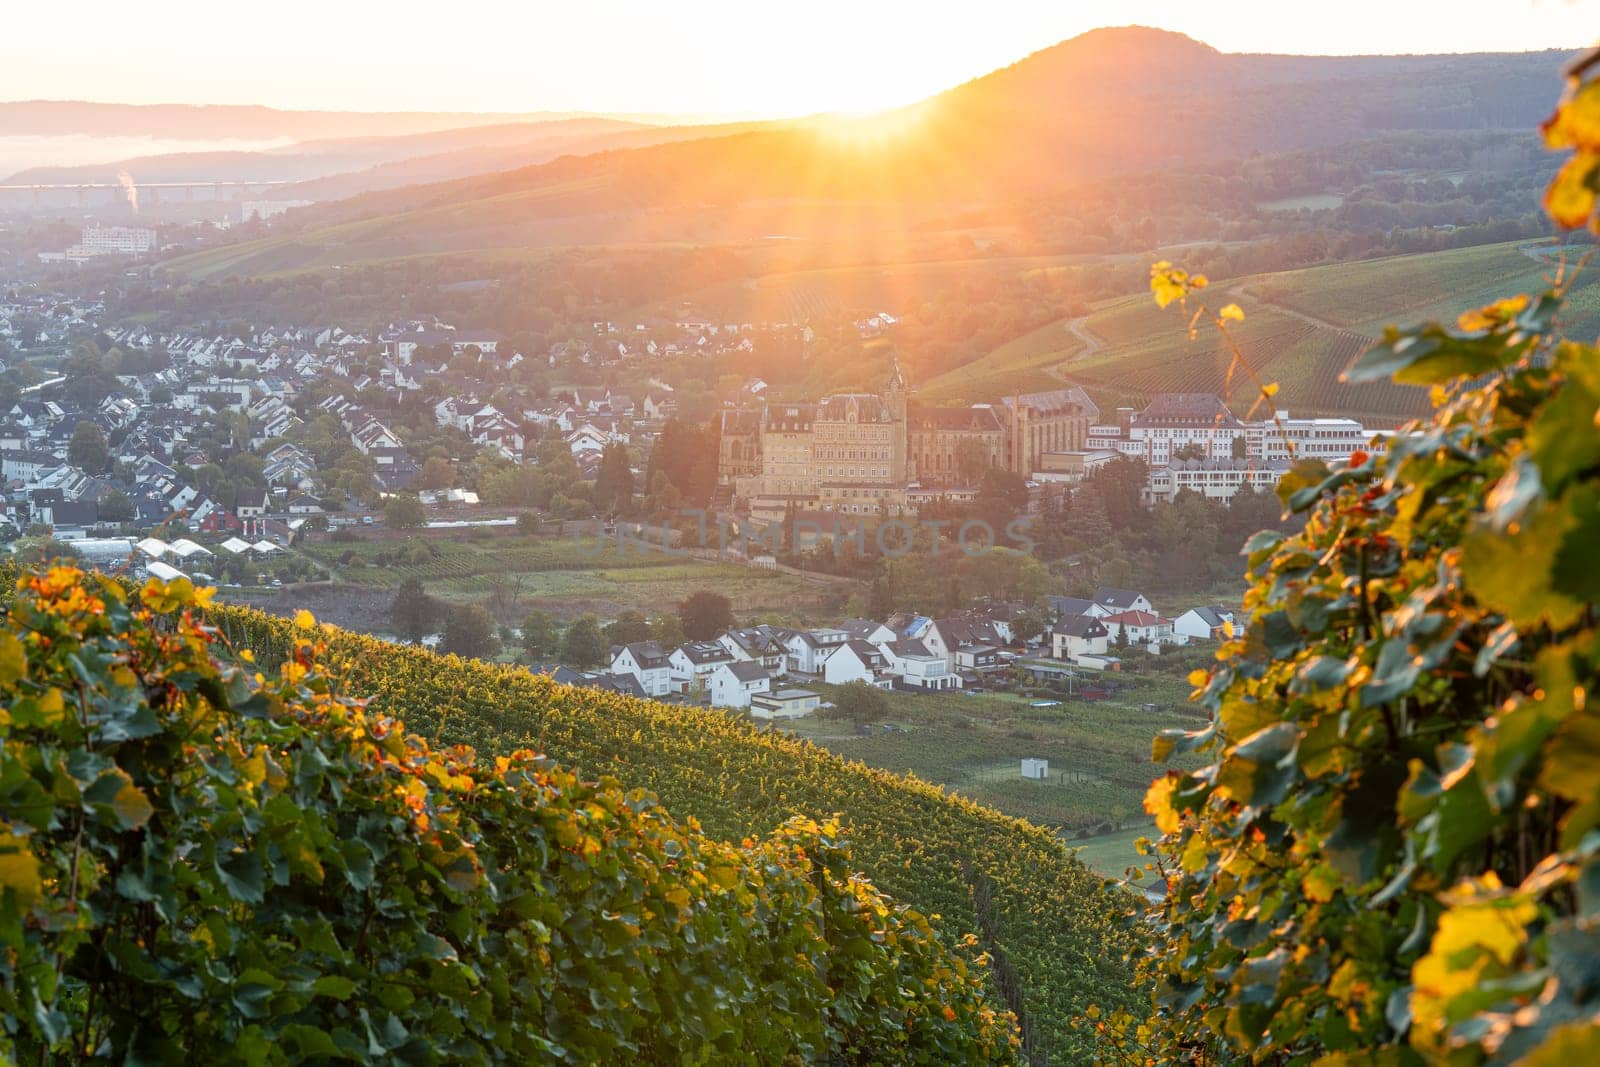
716,627,788,675
750,688,820,719
782,628,849,675
609,641,674,697
1102,610,1179,649
1093,588,1154,616
709,660,771,708
879,639,962,690
1051,615,1110,661
669,642,736,692
838,618,896,645
821,640,893,687
1174,606,1238,642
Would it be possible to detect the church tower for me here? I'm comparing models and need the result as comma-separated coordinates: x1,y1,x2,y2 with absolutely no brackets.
884,355,907,421
884,355,909,485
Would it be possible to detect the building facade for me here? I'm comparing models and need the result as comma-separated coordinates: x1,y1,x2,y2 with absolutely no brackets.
722,360,1103,518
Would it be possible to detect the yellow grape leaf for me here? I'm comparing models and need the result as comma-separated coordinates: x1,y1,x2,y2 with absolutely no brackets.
0,632,25,686
0,830,41,905
1457,294,1530,333
1262,382,1280,398
113,780,155,830
1144,776,1181,835
1544,79,1600,150
1304,865,1340,903
1219,303,1245,322
1545,155,1600,231
293,610,317,630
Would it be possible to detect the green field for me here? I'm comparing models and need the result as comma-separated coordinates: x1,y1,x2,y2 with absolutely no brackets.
779,678,1195,842
301,531,840,620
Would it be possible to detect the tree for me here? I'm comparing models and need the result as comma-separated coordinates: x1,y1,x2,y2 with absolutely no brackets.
520,610,561,660
439,603,497,660
678,591,733,640
604,610,651,646
384,493,426,530
953,438,994,486
649,612,686,649
388,577,440,643
593,442,635,515
823,681,889,724
97,489,133,524
417,456,454,491
68,421,110,473
561,616,606,668
1011,606,1053,646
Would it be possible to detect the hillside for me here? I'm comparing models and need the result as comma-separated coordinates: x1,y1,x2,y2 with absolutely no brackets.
211,607,1142,1061
157,28,1570,279
921,240,1600,419
0,569,1021,1062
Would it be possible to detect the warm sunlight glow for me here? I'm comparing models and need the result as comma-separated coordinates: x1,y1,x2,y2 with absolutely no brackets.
812,103,937,149
1,1,1594,115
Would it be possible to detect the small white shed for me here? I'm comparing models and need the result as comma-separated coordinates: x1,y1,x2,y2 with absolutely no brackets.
1020,758,1049,781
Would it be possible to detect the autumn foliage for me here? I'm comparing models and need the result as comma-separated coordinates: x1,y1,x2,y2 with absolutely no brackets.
0,568,1021,1063
1097,55,1600,1065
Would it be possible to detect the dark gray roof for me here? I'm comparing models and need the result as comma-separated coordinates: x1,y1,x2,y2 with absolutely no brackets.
1093,588,1146,610
723,660,770,683
1053,615,1109,639
617,641,670,668
677,642,733,665
1048,596,1096,618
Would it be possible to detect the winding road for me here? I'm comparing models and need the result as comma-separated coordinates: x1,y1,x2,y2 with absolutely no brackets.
1047,315,1104,383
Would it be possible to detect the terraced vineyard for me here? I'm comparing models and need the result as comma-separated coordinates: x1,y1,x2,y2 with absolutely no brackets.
212,608,1144,1061
923,240,1600,422
1246,240,1578,333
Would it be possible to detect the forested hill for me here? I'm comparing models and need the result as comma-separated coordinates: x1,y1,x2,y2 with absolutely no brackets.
168,27,1571,277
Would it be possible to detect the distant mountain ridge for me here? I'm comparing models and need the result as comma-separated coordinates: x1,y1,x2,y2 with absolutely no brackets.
0,118,654,186
0,100,670,141
160,27,1578,277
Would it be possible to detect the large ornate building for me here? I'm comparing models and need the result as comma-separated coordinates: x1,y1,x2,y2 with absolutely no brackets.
721,359,1099,520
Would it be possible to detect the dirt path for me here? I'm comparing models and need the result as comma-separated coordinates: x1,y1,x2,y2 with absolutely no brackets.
1047,315,1103,382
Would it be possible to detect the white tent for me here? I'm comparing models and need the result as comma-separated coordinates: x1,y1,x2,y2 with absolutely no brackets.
219,537,252,555
135,537,170,559
251,540,282,554
145,560,187,582
168,538,213,558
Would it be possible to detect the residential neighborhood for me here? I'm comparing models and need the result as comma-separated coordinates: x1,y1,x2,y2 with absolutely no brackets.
539,584,1235,715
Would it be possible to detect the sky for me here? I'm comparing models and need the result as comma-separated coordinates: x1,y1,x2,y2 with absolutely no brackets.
2,0,1597,117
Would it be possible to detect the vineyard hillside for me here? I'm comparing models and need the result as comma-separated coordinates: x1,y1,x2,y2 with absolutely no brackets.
212,607,1142,1061
0,569,1022,1063
922,240,1600,421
